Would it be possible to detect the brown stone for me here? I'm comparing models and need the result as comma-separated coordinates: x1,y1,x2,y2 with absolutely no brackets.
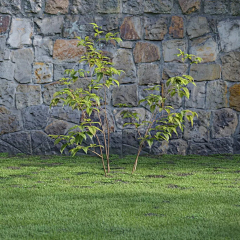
178,0,201,14
53,39,85,61
190,64,221,81
0,15,10,34
120,16,142,40
133,42,160,63
230,84,240,112
45,0,69,14
169,16,184,39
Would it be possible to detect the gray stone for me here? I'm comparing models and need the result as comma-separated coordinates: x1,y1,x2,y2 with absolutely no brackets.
24,0,42,13
234,135,240,154
187,16,210,39
113,49,136,84
71,0,95,14
69,78,91,91
162,63,188,80
204,0,229,14
33,62,53,84
1,132,32,154
184,110,211,143
45,119,72,135
231,0,240,16
0,140,21,154
7,18,33,48
185,82,206,109
164,84,183,108
212,108,238,138
218,19,240,52
53,63,76,81
96,0,121,13
0,0,21,14
0,80,17,108
178,0,201,14
13,48,34,84
0,61,15,81
162,40,187,62
95,15,119,32
43,82,64,105
221,52,240,81
120,17,142,41
123,0,143,14
144,0,173,13
119,41,133,49
22,105,49,130
138,86,160,110
16,85,42,110
144,16,168,40
33,36,53,62
138,63,161,85
0,36,6,61
206,81,228,110
35,16,64,35
190,64,221,81
112,85,138,107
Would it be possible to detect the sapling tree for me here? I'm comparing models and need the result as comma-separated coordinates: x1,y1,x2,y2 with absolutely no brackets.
120,50,202,173
50,23,123,177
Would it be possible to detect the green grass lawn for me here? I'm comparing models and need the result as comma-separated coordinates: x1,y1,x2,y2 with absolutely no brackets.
0,153,240,240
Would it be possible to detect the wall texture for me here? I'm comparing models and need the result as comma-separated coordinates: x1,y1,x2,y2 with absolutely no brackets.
1,0,240,156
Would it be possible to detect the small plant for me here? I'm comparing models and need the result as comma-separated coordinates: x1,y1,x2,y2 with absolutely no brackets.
120,50,202,173
50,23,123,177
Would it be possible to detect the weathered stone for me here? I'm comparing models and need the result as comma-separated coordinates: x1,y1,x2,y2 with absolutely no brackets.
45,0,69,14
169,16,184,39
120,17,142,40
133,42,160,63
113,49,136,84
218,19,240,53
0,61,15,81
0,107,22,135
24,0,42,13
1,132,32,154
221,52,240,81
35,16,64,35
0,0,21,14
185,82,206,109
69,78,91,91
13,48,34,84
178,0,201,14
231,0,240,15
184,110,210,142
139,86,160,109
204,0,229,14
71,0,95,14
164,85,183,108
162,40,186,62
123,0,143,14
190,36,218,63
53,63,76,81
0,140,21,154
206,81,228,110
53,39,85,62
138,63,161,85
212,108,238,138
16,85,42,110
45,119,72,135
187,16,210,39
144,16,168,40
0,80,17,108
162,63,188,80
0,36,6,61
190,64,221,81
33,36,53,62
7,18,33,48
96,0,121,13
33,62,53,84
0,15,10,34
112,85,138,107
43,82,64,105
229,84,240,112
119,41,133,49
234,135,240,154
95,15,119,32
144,0,173,13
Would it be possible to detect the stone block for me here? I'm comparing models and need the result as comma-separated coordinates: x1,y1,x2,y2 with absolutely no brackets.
190,36,218,63
138,63,161,85
190,64,221,81
206,81,228,110
187,16,210,39
53,63,76,81
144,0,173,13
35,16,64,35
204,0,229,14
229,84,240,112
96,0,121,13
119,41,133,49
0,80,17,108
71,0,95,14
120,16,142,40
16,85,42,110
95,15,119,32
178,0,201,14
13,48,34,84
33,62,53,84
0,61,15,81
231,0,240,15
0,140,21,154
24,0,42,13
218,19,240,52
133,42,160,63
45,119,73,135
123,0,143,14
0,36,6,61
45,0,69,14
162,63,188,80
234,135,240,154
0,15,10,34
43,81,64,105
162,40,186,62
138,86,160,110
212,108,238,138
53,39,85,62
0,0,21,14
113,49,136,84
164,84,183,108
22,105,49,130
7,18,33,48
169,16,184,39
112,85,138,107
33,36,53,62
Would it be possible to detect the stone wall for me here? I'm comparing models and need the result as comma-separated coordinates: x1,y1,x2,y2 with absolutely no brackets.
1,0,240,156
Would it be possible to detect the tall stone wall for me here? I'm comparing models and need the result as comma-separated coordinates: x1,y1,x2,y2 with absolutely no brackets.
1,0,240,156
